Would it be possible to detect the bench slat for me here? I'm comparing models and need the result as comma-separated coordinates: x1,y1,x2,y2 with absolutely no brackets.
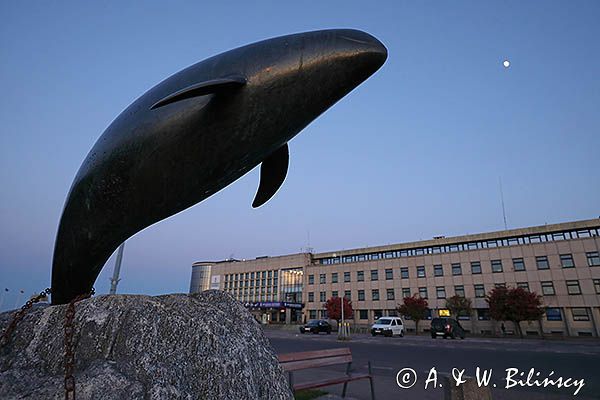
293,373,372,391
278,348,351,363
281,354,353,372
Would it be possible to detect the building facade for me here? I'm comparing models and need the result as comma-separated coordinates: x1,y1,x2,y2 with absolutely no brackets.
190,218,600,337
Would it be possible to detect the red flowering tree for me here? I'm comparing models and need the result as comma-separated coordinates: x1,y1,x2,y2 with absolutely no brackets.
445,295,472,319
324,296,353,323
397,294,428,335
486,287,544,338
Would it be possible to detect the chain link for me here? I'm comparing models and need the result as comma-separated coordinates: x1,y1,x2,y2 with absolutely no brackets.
63,288,95,400
0,287,52,348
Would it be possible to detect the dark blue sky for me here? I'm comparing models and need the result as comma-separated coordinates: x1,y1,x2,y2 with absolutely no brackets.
1,1,599,310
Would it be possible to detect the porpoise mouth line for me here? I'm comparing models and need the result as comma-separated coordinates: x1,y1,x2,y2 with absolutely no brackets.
339,35,372,45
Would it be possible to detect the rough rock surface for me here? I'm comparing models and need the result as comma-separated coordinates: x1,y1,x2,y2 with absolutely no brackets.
0,290,293,400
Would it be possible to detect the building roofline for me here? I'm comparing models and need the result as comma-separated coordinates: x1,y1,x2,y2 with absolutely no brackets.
312,218,600,259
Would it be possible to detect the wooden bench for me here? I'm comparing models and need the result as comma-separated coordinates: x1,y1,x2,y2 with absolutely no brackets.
278,348,375,399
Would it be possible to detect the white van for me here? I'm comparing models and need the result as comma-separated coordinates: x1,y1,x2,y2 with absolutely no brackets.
371,316,405,337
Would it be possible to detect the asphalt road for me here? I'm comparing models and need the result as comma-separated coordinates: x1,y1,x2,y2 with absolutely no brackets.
265,329,600,400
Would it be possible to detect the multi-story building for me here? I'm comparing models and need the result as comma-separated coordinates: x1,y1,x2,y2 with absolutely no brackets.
190,218,600,337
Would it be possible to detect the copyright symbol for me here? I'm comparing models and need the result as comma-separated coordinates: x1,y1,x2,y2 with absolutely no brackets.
396,368,417,389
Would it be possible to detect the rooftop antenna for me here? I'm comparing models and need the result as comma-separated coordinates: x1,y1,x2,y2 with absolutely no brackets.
109,242,126,294
499,177,508,230
305,230,314,253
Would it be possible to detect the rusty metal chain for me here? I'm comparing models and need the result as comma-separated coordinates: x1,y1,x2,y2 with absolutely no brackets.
0,287,52,348
64,288,94,400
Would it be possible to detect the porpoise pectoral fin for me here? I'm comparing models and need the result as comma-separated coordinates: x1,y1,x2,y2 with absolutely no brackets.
150,75,246,109
252,143,289,208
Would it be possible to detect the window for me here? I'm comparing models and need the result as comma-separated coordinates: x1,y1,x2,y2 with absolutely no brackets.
374,310,383,320
371,270,379,281
457,310,471,320
401,267,409,279
577,230,591,238
344,271,351,282
418,287,428,299
385,268,393,280
471,261,482,274
319,274,326,284
319,291,326,302
552,232,566,241
536,256,549,270
372,289,380,301
344,290,351,300
357,271,364,282
331,273,338,283
309,310,317,319
571,308,589,321
387,288,395,300
546,308,562,321
512,258,525,271
308,292,314,302
358,290,365,301
436,286,446,299
454,285,465,297
541,281,555,295
494,283,506,288
452,263,462,276
477,308,490,320
594,279,600,294
517,282,530,291
434,265,443,276
332,290,338,298
417,266,426,278
587,252,600,266
560,254,574,268
566,280,581,295
474,284,485,298
402,288,411,298
359,310,369,319
491,260,503,273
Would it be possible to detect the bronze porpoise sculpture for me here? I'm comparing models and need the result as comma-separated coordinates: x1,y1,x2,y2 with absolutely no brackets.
51,29,387,304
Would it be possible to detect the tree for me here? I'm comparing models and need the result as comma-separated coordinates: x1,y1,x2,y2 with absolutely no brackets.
445,295,472,319
397,294,428,335
324,296,353,323
486,286,544,338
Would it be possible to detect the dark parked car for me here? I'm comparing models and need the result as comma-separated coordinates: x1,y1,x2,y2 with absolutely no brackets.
430,318,465,339
299,320,332,334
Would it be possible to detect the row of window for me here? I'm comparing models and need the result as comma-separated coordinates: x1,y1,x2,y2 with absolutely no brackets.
223,270,279,290
225,270,278,281
316,230,600,265
307,307,592,322
224,291,278,302
307,278,599,302
546,307,591,321
308,252,600,284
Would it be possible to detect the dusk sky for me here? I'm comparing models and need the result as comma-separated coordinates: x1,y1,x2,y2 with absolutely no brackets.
1,1,599,310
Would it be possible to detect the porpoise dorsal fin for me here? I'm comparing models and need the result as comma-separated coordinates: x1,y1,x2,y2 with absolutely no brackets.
252,144,289,208
150,75,246,110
